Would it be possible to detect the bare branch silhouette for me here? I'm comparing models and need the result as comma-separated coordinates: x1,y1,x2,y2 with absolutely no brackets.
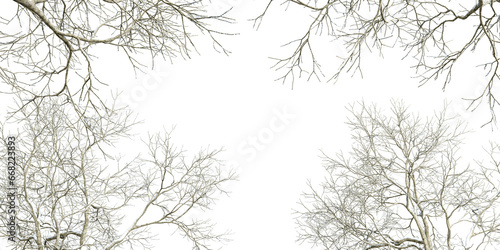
0,96,235,249
296,100,500,249
257,1,500,124
1,0,233,114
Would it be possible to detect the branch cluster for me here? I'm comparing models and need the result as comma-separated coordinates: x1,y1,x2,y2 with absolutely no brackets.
1,0,231,111
0,97,235,249
296,101,500,249
259,0,500,122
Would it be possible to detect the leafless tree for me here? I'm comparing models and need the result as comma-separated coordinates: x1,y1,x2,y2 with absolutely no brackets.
256,1,500,123
296,100,500,249
1,0,232,113
0,96,235,249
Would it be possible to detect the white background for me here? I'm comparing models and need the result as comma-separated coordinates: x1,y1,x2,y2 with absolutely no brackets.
1,0,499,249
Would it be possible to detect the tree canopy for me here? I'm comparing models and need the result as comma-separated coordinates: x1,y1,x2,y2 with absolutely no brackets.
0,96,235,249
296,101,500,249
1,0,232,112
257,0,500,123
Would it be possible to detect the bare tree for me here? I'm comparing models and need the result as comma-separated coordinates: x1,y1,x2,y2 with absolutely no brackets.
1,0,232,112
0,2,236,248
296,100,500,249
0,96,235,249
256,1,500,123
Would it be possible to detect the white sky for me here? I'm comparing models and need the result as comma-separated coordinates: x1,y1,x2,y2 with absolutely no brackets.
1,0,500,249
